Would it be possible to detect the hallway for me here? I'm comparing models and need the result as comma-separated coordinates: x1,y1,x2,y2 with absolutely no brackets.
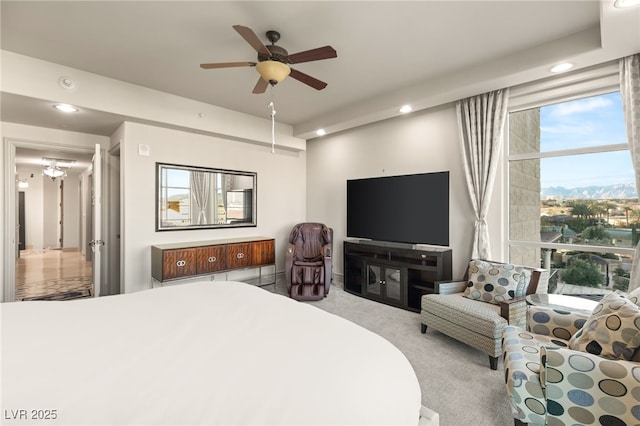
16,249,92,300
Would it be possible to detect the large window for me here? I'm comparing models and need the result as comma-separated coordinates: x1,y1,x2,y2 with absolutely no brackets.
508,86,634,295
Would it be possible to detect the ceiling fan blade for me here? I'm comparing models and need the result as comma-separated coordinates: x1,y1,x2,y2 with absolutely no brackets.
233,25,271,56
252,78,269,94
287,46,337,64
200,61,256,69
289,68,328,90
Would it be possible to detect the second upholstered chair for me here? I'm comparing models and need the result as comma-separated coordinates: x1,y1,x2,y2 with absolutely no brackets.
285,223,333,301
503,288,640,425
420,259,548,369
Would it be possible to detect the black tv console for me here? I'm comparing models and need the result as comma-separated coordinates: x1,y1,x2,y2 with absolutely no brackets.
343,240,452,312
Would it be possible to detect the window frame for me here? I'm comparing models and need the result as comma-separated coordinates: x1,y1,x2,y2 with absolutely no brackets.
505,60,635,262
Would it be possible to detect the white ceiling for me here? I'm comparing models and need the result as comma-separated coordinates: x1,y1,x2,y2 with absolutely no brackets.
2,1,639,144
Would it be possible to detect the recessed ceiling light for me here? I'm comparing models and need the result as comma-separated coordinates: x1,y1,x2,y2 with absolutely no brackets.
399,105,413,114
316,129,327,136
614,0,640,8
550,63,574,73
53,103,79,113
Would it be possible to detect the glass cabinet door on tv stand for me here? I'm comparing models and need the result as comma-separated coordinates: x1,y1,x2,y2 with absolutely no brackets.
365,263,404,307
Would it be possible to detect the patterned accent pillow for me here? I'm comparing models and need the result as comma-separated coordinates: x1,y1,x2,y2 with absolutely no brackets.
568,291,640,360
463,260,531,305
629,286,640,360
627,286,640,306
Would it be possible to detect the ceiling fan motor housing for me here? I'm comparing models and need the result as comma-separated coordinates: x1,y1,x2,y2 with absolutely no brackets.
259,44,289,64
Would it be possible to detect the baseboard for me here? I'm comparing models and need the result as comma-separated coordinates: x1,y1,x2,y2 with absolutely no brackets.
62,247,79,253
332,272,344,289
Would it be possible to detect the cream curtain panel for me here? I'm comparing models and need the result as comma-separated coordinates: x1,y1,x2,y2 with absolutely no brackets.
456,88,509,260
621,54,640,292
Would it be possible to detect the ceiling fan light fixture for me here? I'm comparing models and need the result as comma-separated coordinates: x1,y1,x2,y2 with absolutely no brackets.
256,60,291,84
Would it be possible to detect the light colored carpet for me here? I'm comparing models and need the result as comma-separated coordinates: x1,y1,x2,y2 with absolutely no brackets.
275,281,513,426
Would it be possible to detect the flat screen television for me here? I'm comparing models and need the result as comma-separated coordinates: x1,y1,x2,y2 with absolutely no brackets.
346,171,449,246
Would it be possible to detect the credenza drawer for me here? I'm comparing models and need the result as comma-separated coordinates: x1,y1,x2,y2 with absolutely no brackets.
197,246,226,274
251,239,275,266
162,249,197,280
226,243,252,269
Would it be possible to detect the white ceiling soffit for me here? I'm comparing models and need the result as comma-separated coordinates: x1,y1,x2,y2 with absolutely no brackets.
1,1,638,141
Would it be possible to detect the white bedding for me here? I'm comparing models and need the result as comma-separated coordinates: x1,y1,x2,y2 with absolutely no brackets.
1,281,422,425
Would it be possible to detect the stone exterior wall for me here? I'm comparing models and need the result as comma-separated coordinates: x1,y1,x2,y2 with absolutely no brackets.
508,108,541,268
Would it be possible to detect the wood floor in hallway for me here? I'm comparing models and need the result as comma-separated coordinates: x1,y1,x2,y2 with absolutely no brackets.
15,249,93,300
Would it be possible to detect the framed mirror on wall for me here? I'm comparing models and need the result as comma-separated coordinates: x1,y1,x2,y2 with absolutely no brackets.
156,162,257,231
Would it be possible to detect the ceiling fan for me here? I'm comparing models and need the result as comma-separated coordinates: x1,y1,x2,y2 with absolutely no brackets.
200,25,337,94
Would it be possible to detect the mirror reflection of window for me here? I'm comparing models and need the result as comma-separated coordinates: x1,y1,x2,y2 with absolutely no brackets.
157,163,257,231
161,168,191,227
190,171,211,225
226,189,253,222
216,172,226,224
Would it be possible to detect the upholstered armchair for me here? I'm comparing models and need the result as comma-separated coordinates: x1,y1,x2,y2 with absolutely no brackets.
420,259,548,370
285,223,333,301
503,288,640,426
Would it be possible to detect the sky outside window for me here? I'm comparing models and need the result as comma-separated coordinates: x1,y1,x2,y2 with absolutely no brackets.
540,92,632,190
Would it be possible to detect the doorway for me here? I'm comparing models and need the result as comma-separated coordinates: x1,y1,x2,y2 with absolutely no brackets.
14,146,95,301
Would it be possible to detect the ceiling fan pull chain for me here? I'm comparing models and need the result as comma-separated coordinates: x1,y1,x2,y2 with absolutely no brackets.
268,87,276,154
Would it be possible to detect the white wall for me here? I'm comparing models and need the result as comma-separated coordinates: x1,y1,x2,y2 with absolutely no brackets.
17,167,44,251
42,177,60,248
62,174,81,250
120,122,307,293
306,104,505,279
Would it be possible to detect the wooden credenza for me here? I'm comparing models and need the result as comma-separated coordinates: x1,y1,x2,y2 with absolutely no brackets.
151,237,275,287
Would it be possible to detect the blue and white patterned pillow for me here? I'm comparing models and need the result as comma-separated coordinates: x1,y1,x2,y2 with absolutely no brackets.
463,260,531,305
568,291,640,360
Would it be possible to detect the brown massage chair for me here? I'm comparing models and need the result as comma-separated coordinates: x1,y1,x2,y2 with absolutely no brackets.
285,223,333,301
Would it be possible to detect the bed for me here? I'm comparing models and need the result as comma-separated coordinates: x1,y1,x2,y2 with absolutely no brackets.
1,281,425,425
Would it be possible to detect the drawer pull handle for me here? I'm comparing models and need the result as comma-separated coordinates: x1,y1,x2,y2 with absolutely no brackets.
176,260,186,267
237,253,245,259
208,256,216,263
